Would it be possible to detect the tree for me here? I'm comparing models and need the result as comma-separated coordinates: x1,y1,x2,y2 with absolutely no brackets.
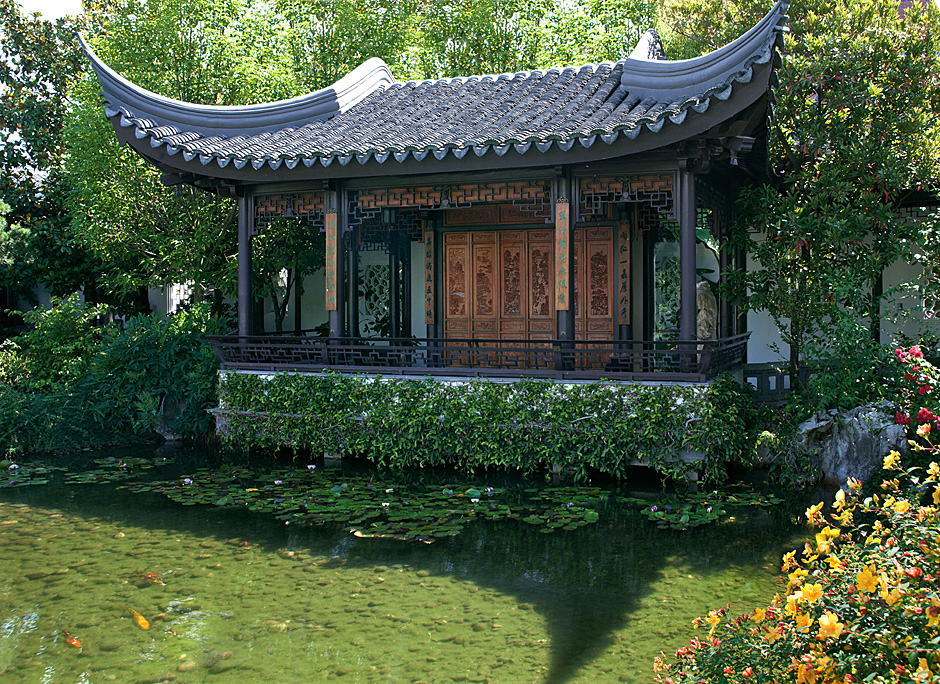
66,0,305,309
662,0,940,393
0,0,102,312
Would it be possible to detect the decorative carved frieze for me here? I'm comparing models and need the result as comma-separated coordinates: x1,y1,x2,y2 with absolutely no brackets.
253,192,324,235
578,174,674,221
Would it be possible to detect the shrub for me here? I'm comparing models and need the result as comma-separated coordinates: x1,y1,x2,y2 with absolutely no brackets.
654,347,940,684
83,303,225,438
0,292,109,392
218,371,758,482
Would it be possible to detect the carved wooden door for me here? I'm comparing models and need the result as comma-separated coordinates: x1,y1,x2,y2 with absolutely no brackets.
574,227,614,340
444,228,613,343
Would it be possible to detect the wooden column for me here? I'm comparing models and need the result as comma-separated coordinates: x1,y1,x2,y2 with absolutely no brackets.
325,187,345,338
348,223,360,337
678,170,697,343
237,193,253,337
554,172,576,342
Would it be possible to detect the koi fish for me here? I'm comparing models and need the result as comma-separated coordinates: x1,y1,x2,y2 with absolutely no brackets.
143,573,166,586
63,630,82,648
128,606,150,630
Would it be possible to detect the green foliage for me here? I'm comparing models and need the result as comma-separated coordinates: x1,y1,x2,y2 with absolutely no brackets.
0,296,225,453
655,460,940,684
0,292,109,391
218,372,757,482
667,0,940,396
655,350,940,683
83,303,226,438
0,0,102,302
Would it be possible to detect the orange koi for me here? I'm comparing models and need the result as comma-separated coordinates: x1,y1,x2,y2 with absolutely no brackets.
63,630,82,648
128,606,150,630
143,573,166,586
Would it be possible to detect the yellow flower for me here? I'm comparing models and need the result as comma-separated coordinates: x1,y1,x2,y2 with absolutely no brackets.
795,612,814,632
884,450,901,470
883,588,903,606
797,663,819,684
847,477,863,491
752,607,766,623
789,567,808,587
764,625,784,644
894,500,911,514
806,501,824,525
857,565,879,593
705,611,720,636
834,488,847,511
927,599,940,628
826,554,843,571
782,550,798,572
933,486,940,506
786,593,802,617
928,462,940,482
918,422,932,437
818,611,844,639
803,583,824,603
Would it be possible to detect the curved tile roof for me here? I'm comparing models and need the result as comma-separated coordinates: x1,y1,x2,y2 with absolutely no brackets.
81,1,789,174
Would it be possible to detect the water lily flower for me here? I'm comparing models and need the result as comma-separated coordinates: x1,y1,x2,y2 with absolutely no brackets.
274,480,283,485
183,478,192,485
8,463,17,470
385,488,394,493
307,464,316,471
470,498,479,503
381,502,390,508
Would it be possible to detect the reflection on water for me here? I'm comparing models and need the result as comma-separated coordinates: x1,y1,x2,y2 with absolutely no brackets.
0,447,801,684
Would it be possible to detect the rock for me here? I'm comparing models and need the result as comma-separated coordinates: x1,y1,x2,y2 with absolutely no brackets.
696,280,718,341
177,661,198,672
797,402,907,486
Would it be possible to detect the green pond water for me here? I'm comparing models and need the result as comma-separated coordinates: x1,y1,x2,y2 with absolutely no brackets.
0,446,807,684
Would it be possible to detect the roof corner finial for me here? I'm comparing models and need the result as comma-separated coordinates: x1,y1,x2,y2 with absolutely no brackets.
628,29,668,61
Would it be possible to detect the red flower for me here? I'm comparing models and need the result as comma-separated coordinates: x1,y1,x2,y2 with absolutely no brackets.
743,667,754,678
919,386,931,396
896,349,910,363
905,373,914,380
896,412,913,425
918,408,936,423
911,345,924,359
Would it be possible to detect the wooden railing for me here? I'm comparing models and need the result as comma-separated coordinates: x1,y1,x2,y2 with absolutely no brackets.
207,333,750,382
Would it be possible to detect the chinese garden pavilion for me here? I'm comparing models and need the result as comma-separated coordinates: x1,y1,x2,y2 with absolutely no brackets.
80,2,789,382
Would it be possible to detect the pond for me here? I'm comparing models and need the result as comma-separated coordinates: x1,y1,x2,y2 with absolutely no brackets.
0,445,807,684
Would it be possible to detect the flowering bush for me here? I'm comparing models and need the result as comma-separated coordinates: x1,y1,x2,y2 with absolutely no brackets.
654,347,940,684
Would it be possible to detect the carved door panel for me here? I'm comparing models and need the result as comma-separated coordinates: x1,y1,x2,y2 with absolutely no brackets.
582,227,614,341
444,232,469,340
527,230,555,341
470,232,497,339
498,232,525,340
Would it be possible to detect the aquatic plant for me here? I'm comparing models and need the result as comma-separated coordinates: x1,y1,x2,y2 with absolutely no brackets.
123,468,609,543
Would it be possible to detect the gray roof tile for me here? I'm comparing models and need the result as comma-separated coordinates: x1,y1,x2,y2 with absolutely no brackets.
80,1,789,171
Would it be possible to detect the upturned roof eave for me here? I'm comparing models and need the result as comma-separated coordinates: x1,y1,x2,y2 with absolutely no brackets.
78,34,396,136
84,0,788,184
122,61,773,190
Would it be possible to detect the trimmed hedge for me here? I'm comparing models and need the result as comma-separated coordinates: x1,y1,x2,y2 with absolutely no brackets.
218,372,757,482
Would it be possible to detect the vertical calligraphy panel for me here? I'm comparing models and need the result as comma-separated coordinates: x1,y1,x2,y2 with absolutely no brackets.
325,212,337,311
618,221,631,324
424,226,435,325
554,200,569,311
